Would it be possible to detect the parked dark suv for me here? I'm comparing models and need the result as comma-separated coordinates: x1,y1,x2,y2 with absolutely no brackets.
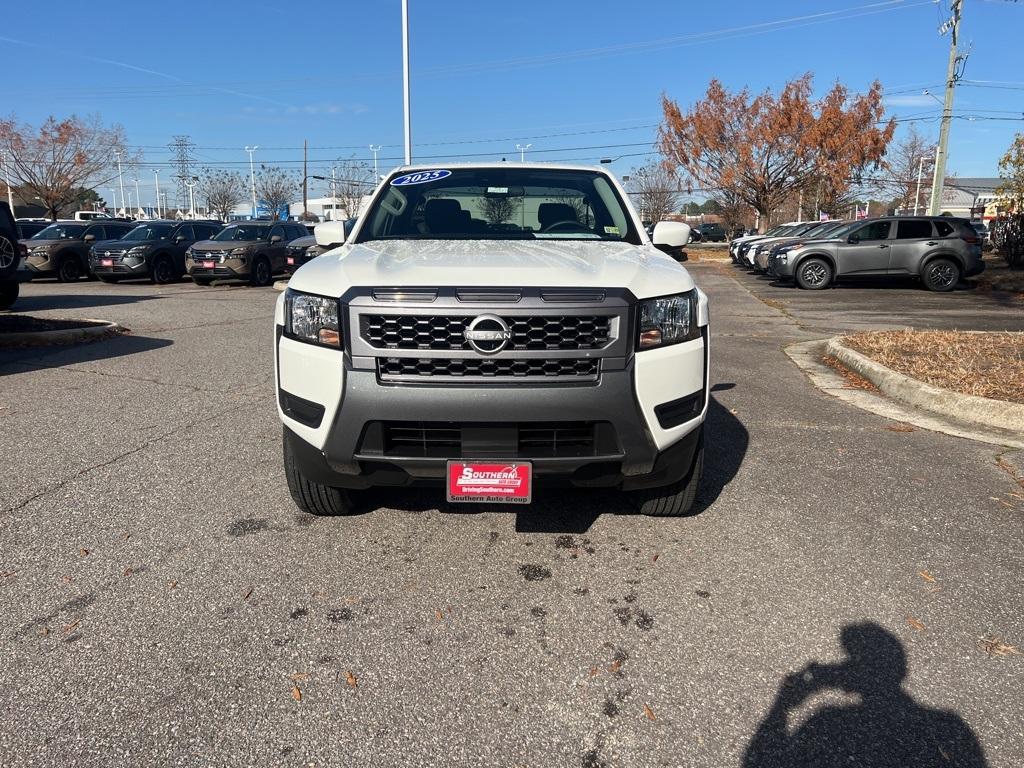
1,202,31,310
90,220,222,284
769,216,983,291
696,222,726,242
284,218,356,274
24,220,135,282
187,221,306,286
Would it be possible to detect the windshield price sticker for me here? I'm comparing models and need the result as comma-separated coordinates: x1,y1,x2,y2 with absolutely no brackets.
447,462,532,504
390,169,452,186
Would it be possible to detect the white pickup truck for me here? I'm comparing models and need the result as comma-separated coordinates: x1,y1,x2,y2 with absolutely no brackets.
275,163,709,516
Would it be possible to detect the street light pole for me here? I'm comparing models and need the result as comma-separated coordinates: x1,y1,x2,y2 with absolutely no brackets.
245,145,259,218
134,176,142,218
914,155,933,216
154,170,162,218
114,151,126,217
369,144,381,179
110,188,118,216
516,143,532,162
401,0,412,165
184,178,198,219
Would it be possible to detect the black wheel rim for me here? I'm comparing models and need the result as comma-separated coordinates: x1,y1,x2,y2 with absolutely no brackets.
0,237,14,271
155,259,170,282
802,262,827,287
258,262,269,284
61,259,80,281
928,262,956,289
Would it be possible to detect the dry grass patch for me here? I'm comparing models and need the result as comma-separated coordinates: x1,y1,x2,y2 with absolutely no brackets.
844,330,1024,404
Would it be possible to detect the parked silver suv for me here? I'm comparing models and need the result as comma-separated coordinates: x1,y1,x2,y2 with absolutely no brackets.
769,216,984,291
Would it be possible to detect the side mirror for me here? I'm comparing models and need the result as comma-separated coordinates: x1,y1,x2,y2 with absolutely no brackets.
314,220,348,249
269,234,283,244
175,235,187,243
651,221,692,255
83,233,96,243
847,235,860,244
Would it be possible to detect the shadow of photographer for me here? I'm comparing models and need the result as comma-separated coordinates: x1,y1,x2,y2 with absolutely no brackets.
743,622,987,768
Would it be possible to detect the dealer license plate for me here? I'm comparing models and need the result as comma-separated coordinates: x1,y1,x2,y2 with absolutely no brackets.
202,260,215,269
101,259,113,267
447,461,532,504
287,257,295,265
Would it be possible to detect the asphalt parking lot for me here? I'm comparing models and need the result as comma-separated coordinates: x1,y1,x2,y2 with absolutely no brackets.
1,267,1022,767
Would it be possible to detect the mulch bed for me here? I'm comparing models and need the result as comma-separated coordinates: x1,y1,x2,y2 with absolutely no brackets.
844,329,1024,405
0,315,108,333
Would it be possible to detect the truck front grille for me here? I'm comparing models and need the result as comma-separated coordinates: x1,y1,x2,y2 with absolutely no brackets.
377,356,599,381
360,314,612,351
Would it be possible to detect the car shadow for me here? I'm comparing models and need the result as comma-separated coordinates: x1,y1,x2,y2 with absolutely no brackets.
742,622,988,768
351,392,748,532
0,333,173,374
9,293,164,312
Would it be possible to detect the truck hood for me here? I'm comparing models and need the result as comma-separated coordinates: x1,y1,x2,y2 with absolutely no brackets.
288,239,696,299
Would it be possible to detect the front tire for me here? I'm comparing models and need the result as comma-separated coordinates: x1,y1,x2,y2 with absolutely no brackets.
57,256,83,283
922,258,960,292
283,429,352,516
151,254,175,284
0,282,18,311
795,257,833,290
251,257,272,287
632,431,704,517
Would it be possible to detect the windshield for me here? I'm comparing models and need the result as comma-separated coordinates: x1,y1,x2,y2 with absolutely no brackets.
357,167,640,243
32,223,87,240
123,224,174,241
213,225,269,241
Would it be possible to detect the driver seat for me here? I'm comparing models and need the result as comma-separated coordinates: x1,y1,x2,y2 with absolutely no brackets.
537,202,577,230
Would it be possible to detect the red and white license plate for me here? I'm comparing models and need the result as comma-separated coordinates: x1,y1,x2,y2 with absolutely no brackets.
101,259,113,267
447,461,532,504
202,260,215,269
287,256,295,265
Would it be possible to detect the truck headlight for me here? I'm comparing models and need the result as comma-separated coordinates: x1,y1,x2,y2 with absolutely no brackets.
638,290,699,349
285,288,341,348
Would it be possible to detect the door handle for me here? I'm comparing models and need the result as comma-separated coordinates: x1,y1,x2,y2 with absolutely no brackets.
926,241,938,246
878,244,888,248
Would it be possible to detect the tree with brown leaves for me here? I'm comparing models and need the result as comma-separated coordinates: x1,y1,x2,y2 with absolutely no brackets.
658,75,895,230
256,166,297,221
0,114,134,220
626,162,681,224
996,133,1024,212
198,169,247,222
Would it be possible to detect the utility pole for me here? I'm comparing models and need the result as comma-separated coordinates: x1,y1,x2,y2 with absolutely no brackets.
245,145,259,218
134,176,142,218
114,151,126,217
0,151,13,213
303,139,309,220
369,144,381,179
154,169,162,218
928,0,963,216
516,143,532,162
401,0,412,165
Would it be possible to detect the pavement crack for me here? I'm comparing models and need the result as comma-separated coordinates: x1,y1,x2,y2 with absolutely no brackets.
1,400,260,516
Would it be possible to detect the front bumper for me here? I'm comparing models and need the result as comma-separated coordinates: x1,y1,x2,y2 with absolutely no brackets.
90,255,150,276
276,319,709,493
26,253,56,275
187,257,249,279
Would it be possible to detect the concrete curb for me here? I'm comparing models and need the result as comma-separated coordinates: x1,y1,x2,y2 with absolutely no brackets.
785,340,1024,449
273,280,289,292
0,319,123,347
826,336,1024,435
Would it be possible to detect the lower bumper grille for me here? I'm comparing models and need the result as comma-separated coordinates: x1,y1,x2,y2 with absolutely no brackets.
377,357,599,381
357,421,617,459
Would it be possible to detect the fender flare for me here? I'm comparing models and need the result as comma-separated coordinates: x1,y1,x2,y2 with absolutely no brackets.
920,250,966,272
792,250,837,275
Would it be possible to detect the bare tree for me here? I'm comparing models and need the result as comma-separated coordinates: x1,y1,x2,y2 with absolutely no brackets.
256,165,297,220
0,114,135,219
482,195,521,226
331,157,374,219
198,169,247,221
878,125,936,213
627,162,681,223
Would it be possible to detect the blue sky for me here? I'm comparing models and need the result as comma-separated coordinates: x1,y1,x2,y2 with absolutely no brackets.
4,0,1023,206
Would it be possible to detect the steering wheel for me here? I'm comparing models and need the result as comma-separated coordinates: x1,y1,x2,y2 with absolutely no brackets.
540,220,589,234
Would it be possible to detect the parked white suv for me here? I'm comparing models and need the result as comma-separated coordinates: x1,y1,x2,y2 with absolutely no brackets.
275,164,709,516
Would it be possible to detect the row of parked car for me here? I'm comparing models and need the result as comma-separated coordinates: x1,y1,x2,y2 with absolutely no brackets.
727,215,986,292
0,206,357,310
